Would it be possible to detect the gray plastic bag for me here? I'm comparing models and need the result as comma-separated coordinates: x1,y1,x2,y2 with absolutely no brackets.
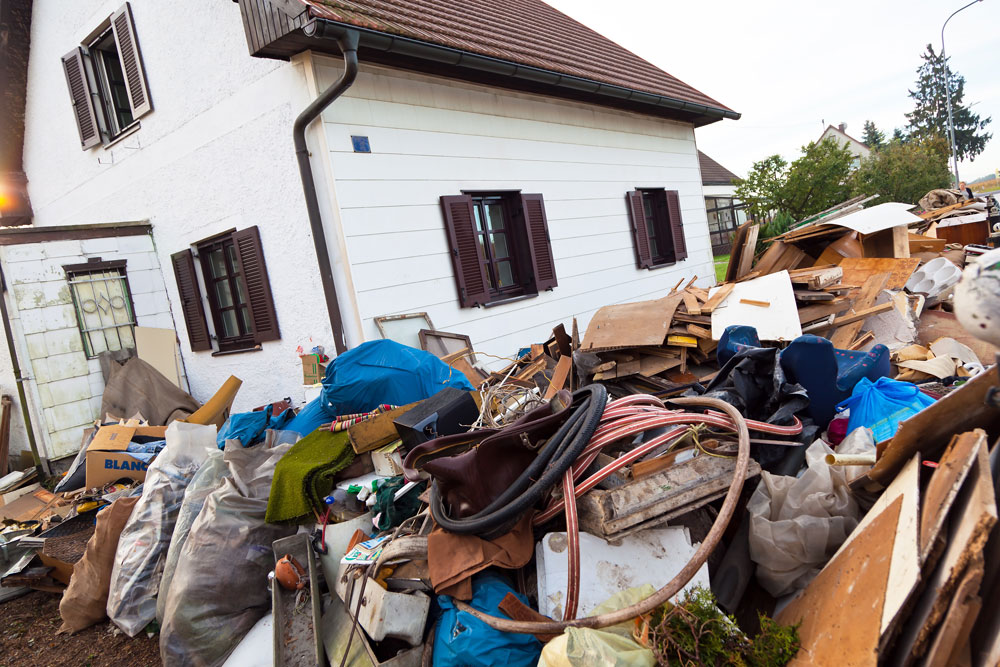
107,422,217,636
159,437,296,667
155,449,229,624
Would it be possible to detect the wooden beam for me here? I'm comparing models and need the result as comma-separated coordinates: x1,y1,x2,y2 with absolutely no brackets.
830,302,894,327
739,298,770,307
681,291,702,316
701,283,735,313
543,356,572,399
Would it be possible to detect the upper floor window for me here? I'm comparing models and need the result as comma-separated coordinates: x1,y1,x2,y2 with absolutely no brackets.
625,188,688,269
440,191,557,308
61,2,152,149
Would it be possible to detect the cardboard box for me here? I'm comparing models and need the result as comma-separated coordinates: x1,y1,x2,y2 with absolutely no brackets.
301,355,327,385
85,425,167,489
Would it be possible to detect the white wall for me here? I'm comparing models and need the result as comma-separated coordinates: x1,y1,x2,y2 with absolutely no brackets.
703,185,738,198
20,0,332,413
313,60,716,363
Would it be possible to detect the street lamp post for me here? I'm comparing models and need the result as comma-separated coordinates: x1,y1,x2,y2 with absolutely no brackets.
941,0,983,187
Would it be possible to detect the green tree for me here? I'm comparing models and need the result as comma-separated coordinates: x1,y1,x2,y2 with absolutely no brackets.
733,154,787,222
852,136,951,205
734,139,855,223
778,139,856,220
892,128,907,143
905,44,991,162
861,120,885,150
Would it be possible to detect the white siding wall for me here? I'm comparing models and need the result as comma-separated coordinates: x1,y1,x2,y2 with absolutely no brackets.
315,61,715,364
18,0,332,415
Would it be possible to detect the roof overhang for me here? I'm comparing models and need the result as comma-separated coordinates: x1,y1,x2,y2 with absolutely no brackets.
239,1,740,127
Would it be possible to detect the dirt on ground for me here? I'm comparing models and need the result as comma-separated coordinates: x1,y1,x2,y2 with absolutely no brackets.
0,590,160,667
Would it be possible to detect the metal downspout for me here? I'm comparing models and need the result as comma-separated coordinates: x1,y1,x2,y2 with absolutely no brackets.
0,266,43,474
292,24,360,356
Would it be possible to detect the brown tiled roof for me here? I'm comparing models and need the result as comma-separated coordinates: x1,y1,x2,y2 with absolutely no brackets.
298,0,735,116
698,151,739,186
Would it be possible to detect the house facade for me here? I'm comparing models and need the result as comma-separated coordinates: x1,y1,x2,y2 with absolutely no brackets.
818,123,871,167
698,151,745,255
0,0,737,466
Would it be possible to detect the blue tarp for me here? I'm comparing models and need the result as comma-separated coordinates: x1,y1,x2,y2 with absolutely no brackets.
216,406,295,448
286,340,474,435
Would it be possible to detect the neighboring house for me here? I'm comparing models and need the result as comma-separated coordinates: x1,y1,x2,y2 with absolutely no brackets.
818,123,871,167
698,151,746,255
0,0,737,466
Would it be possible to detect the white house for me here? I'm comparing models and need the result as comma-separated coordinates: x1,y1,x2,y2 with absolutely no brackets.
818,123,871,167
698,151,746,255
0,0,738,467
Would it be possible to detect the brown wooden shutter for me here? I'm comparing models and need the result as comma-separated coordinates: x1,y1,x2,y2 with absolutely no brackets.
521,193,557,292
440,195,490,308
665,190,688,262
111,3,152,119
61,47,101,150
626,191,653,269
170,249,212,351
231,226,280,343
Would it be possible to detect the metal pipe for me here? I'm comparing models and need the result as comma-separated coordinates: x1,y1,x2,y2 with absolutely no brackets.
0,265,42,473
292,24,360,355
941,0,983,186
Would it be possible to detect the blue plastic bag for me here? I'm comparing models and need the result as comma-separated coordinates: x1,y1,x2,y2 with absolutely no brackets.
216,405,295,447
836,376,936,442
434,572,542,667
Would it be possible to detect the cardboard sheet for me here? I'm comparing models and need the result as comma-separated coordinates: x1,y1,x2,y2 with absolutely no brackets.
134,327,182,389
709,271,802,341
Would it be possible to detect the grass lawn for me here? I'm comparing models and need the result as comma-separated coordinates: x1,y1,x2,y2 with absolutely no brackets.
713,254,729,284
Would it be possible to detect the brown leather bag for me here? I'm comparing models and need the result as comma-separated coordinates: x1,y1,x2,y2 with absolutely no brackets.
403,391,572,518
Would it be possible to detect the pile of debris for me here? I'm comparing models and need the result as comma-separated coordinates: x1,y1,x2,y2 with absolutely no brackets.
1,192,999,667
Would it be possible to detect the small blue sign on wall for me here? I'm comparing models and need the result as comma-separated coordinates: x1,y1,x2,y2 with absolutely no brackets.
351,135,371,153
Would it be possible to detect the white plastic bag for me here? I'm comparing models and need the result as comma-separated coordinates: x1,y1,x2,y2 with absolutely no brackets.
107,422,217,636
747,436,867,597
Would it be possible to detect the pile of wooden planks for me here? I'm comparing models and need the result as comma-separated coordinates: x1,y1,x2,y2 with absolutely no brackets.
578,277,718,394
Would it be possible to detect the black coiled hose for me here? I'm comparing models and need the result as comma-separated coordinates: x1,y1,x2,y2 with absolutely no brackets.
429,384,608,538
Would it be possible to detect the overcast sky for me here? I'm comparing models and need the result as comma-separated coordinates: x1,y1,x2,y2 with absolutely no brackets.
546,0,1000,184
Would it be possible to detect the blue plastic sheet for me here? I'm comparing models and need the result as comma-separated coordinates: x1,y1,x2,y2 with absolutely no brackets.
286,340,474,435
836,376,936,442
434,572,542,667
216,406,295,448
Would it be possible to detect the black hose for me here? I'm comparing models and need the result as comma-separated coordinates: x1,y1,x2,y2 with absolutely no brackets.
429,384,607,538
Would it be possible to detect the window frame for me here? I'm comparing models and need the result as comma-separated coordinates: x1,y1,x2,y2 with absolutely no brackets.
638,188,676,267
195,233,256,354
466,191,531,301
705,196,747,255
63,259,138,359
87,27,138,139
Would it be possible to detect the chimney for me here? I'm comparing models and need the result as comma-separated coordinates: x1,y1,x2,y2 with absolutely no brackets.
838,122,847,133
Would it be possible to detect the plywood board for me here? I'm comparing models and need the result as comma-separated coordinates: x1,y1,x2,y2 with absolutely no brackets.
778,496,901,667
870,367,1000,486
709,271,802,341
134,327,181,388
920,555,983,667
919,431,980,563
638,355,681,377
580,293,683,352
837,257,920,290
891,436,997,662
829,273,890,349
754,240,808,276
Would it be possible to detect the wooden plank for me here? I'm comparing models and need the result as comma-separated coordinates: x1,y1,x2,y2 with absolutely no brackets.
672,312,712,325
788,266,844,289
552,323,572,359
685,324,711,340
670,277,685,293
638,355,681,377
829,302,894,327
735,224,760,279
777,496,901,667
681,291,702,316
919,200,968,220
892,224,911,258
754,240,808,276
837,257,920,290
348,403,419,454
701,283,735,313
921,556,984,667
798,301,854,325
738,298,770,307
451,357,487,388
683,275,699,289
591,360,616,374
892,433,997,661
687,287,710,302
725,223,750,282
530,343,545,359
679,347,687,373
666,335,697,347
543,356,572,400
793,290,836,302
580,293,683,352
829,273,890,349
920,431,980,563
635,347,680,359
848,331,875,350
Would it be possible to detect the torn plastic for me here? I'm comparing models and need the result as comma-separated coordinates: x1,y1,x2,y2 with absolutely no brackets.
747,438,863,597
106,422,217,636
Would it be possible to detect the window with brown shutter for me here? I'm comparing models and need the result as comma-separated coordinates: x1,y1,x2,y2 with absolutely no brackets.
61,2,152,149
625,188,687,268
171,227,281,353
440,191,558,307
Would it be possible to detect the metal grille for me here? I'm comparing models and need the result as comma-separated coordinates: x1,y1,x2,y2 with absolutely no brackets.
67,268,136,358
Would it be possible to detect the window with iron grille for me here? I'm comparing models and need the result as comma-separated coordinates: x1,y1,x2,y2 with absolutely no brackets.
65,261,137,358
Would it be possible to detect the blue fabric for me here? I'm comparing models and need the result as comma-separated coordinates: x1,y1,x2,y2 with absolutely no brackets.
283,398,331,438
717,325,762,366
836,376,936,442
433,572,542,667
217,405,295,448
779,335,891,428
125,440,165,454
